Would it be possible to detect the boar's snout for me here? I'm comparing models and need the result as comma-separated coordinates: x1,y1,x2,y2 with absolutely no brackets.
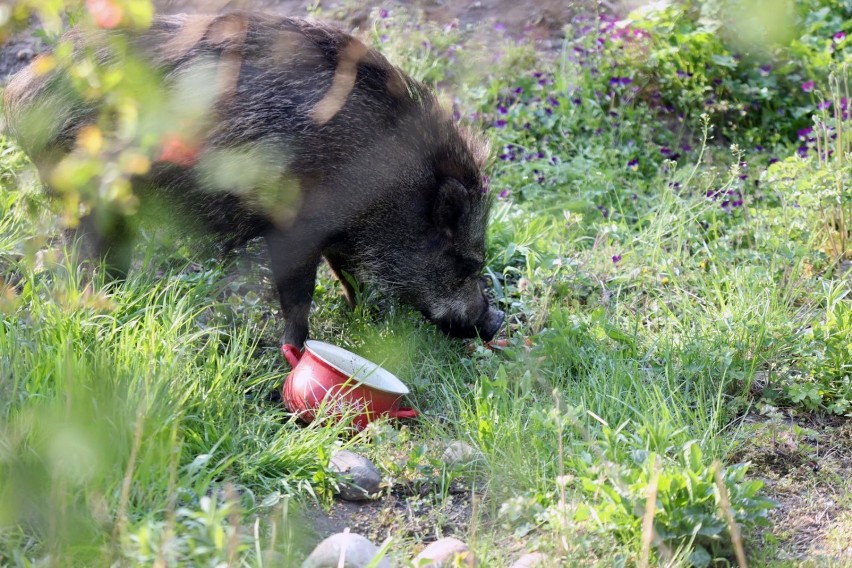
477,305,505,342
431,297,505,342
434,305,504,342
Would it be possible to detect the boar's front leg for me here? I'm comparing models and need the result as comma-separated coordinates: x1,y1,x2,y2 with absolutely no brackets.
67,208,135,282
264,228,322,350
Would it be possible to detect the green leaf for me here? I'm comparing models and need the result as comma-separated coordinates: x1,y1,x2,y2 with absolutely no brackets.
689,545,713,568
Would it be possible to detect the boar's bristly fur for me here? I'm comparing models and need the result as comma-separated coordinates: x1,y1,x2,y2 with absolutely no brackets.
4,11,505,349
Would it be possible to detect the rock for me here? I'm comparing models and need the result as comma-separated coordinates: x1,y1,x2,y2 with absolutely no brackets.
302,531,391,568
329,450,382,501
442,441,480,466
16,48,34,61
510,552,548,567
413,537,475,567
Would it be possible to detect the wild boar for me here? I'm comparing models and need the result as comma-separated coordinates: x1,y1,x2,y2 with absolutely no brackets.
3,11,505,350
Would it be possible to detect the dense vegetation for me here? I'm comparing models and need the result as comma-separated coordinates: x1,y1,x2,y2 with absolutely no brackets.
1,0,850,565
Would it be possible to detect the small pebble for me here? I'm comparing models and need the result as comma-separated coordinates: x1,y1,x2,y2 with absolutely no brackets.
413,537,475,567
302,532,390,568
442,441,481,466
511,552,548,567
329,450,382,501
16,48,34,61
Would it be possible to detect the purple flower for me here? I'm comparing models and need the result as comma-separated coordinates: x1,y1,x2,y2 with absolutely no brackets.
494,119,507,128
754,145,764,152
379,8,388,18
612,254,622,264
834,31,846,42
547,96,560,107
494,22,506,32
627,158,639,170
802,81,815,92
818,100,832,111
514,86,524,94
572,97,582,106
797,127,813,140
609,76,632,87
498,188,510,199
759,64,772,77
660,146,672,157
681,143,692,153
797,146,809,158
497,105,508,115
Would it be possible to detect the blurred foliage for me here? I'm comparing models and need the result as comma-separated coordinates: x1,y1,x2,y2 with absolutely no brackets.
1,0,851,565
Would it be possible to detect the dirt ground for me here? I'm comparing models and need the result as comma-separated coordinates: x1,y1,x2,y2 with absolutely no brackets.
0,0,602,81
731,412,852,563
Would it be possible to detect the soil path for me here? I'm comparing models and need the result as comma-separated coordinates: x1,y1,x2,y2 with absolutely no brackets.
1,0,599,81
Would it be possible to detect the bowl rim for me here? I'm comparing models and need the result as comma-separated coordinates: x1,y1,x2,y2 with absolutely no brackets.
303,340,410,395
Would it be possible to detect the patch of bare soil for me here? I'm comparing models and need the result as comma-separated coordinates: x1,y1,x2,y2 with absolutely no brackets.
730,412,852,563
0,0,607,81
305,488,476,547
155,0,583,41
0,20,44,82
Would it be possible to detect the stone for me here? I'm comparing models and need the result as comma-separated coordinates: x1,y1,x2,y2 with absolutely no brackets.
413,537,475,567
510,552,549,567
16,48,34,61
329,450,382,501
302,531,391,568
441,441,481,466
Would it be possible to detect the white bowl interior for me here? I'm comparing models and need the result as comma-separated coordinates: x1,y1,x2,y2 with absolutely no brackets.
305,340,409,395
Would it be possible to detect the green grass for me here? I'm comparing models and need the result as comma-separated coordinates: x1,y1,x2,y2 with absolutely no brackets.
2,2,851,566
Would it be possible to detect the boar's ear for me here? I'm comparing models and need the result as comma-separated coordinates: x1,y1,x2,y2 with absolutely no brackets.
434,178,471,235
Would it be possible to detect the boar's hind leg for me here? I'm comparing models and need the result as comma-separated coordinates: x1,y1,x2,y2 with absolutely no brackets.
323,247,359,310
264,229,322,350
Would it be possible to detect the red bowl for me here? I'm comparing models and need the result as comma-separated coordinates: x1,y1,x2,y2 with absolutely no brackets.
282,340,418,431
